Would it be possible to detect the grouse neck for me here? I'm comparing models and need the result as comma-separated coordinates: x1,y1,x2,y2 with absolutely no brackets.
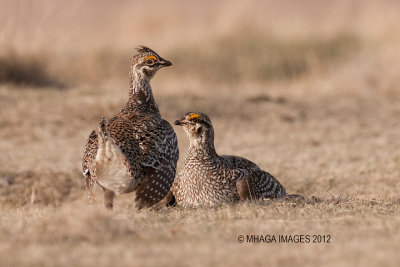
125,69,160,114
188,135,218,160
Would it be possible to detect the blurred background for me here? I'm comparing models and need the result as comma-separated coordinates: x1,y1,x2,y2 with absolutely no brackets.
1,0,399,90
1,0,400,206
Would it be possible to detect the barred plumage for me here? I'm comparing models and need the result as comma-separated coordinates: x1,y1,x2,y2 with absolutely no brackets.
82,46,179,209
163,112,287,208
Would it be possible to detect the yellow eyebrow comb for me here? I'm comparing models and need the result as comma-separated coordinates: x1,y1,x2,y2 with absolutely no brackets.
144,55,157,61
188,114,202,120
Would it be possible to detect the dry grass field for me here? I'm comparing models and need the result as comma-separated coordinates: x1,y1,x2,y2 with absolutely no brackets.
0,1,399,266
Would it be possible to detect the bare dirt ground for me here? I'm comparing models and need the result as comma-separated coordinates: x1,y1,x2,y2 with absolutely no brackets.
0,1,399,266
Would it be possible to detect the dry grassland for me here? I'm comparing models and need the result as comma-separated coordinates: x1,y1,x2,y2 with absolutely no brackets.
0,1,399,266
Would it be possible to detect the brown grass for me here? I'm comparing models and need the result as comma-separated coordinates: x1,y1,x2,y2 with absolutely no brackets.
171,32,359,83
0,50,64,88
0,0,400,266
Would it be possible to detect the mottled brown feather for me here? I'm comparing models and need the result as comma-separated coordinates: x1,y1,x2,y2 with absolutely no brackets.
166,112,286,208
82,47,178,208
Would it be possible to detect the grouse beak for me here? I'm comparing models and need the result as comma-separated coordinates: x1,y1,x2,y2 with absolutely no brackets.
174,117,185,126
159,58,172,67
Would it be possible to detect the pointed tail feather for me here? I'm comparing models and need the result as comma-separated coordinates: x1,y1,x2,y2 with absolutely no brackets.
98,116,108,138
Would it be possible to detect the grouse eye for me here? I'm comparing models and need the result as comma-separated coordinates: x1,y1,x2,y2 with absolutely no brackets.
191,118,201,124
145,59,154,65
